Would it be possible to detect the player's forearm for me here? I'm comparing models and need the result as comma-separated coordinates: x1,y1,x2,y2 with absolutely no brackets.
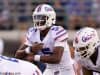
25,54,61,64
40,55,61,64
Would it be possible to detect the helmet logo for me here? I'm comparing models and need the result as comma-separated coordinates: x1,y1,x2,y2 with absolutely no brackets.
82,36,92,42
37,5,42,12
45,7,53,11
82,32,95,42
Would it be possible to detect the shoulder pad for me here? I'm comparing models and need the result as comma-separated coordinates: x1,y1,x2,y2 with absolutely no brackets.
51,26,63,31
27,27,38,34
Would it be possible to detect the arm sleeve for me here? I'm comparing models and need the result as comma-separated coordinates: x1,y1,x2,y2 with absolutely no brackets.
54,26,68,41
53,26,68,47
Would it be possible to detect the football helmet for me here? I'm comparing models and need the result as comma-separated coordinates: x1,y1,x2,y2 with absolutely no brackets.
73,27,99,58
32,4,56,30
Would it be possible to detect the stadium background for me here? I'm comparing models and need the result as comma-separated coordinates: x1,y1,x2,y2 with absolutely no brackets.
0,0,100,57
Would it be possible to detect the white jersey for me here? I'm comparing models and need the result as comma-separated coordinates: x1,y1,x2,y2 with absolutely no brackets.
93,72,100,75
24,25,73,69
75,45,100,73
0,55,42,75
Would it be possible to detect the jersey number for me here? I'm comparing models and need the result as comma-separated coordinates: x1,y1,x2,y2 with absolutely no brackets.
42,48,53,54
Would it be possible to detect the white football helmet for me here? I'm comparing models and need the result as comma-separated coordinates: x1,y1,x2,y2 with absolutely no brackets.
32,4,56,30
73,27,99,58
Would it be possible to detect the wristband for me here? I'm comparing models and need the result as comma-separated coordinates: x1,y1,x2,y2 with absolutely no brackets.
25,47,31,54
34,55,41,61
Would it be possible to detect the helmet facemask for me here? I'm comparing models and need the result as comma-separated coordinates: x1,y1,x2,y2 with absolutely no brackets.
33,15,49,30
75,43,95,58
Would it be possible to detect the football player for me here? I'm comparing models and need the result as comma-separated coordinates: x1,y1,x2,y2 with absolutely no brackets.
73,27,100,75
0,55,42,75
15,4,75,75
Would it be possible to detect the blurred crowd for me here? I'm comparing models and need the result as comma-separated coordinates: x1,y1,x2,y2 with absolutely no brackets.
0,0,100,30
54,0,100,30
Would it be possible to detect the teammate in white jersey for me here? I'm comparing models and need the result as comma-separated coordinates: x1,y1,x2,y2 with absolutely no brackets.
0,55,42,75
15,4,75,75
73,27,100,75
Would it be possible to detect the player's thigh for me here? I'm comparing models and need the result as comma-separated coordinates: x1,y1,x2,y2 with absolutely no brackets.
43,68,63,75
43,68,75,75
60,68,75,75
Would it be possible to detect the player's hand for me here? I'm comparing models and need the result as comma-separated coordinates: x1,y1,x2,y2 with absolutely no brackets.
15,50,27,59
32,43,44,53
25,53,34,62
